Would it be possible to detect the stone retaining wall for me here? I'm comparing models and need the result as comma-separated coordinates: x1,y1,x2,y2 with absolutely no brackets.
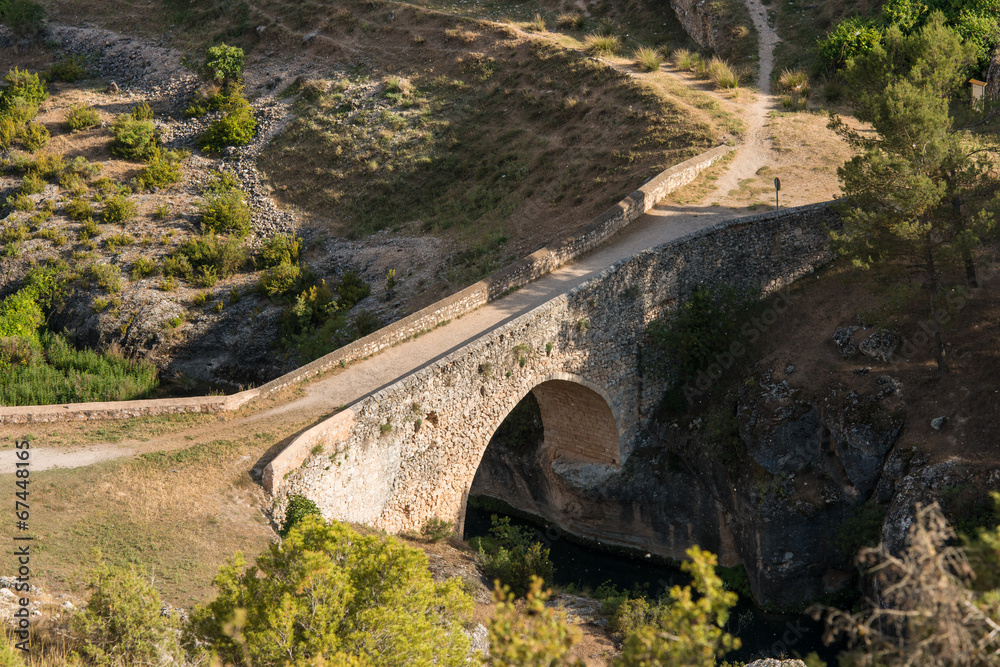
267,203,840,534
0,145,731,424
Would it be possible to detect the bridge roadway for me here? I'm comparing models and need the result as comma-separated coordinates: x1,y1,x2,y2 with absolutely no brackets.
257,200,738,422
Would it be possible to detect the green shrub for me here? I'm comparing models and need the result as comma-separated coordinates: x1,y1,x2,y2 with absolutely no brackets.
2,1,46,37
102,194,136,224
110,115,158,160
134,153,182,190
475,515,554,598
280,494,323,537
186,516,472,666
130,256,157,280
130,101,153,121
63,103,100,131
8,193,33,211
19,121,48,151
257,233,301,268
200,188,251,237
421,517,454,542
583,33,620,56
103,233,134,253
336,269,371,309
26,152,63,178
0,116,15,149
1,67,47,106
153,203,171,219
0,287,43,338
79,218,101,241
258,262,302,297
71,560,182,665
488,577,583,666
162,255,192,279
615,547,740,667
196,96,257,152
174,233,247,278
203,43,245,89
3,97,38,126
818,16,881,69
83,263,122,293
48,55,88,82
65,198,94,221
634,46,663,72
35,227,65,246
19,170,44,194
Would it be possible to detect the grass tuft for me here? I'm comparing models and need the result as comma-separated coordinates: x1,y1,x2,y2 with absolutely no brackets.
634,46,663,72
583,33,621,56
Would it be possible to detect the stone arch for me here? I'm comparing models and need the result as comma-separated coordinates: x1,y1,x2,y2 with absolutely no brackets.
477,371,622,469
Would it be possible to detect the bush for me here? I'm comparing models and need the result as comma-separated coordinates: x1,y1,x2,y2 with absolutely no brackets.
103,233,134,253
583,33,620,56
488,577,583,666
102,194,136,224
48,55,88,82
3,97,38,126
71,560,182,666
130,101,153,121
615,547,740,667
65,198,94,221
258,262,302,297
134,153,182,190
475,515,554,598
186,516,473,666
19,170,44,194
257,233,301,268
196,96,257,152
421,517,454,542
64,103,100,131
130,256,157,280
1,67,47,106
19,121,48,151
2,1,45,37
203,43,245,89
818,16,881,69
83,263,122,293
110,115,158,160
200,188,251,237
280,494,322,537
0,116,14,149
634,46,663,72
707,57,739,89
174,233,247,278
778,68,810,96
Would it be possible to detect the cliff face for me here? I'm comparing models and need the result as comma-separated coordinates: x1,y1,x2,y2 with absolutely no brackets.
470,364,913,607
669,0,719,51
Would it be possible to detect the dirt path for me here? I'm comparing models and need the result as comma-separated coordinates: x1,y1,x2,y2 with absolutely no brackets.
699,0,781,205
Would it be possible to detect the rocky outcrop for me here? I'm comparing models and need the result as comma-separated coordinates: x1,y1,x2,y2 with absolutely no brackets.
670,0,720,51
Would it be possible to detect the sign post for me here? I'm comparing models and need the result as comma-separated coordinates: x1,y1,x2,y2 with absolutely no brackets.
774,177,781,210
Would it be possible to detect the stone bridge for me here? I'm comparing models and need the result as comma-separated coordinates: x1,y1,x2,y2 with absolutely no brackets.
267,204,840,534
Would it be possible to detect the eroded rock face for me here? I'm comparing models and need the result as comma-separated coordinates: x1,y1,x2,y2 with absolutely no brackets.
669,0,719,51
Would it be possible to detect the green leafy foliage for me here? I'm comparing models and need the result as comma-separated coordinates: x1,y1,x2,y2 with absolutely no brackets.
102,194,136,224
196,95,257,152
486,576,584,666
172,233,247,279
0,67,47,106
71,559,183,666
1,0,45,37
133,150,183,190
186,516,473,666
279,494,322,538
200,188,251,237
204,43,245,89
130,101,153,121
48,55,88,82
474,515,554,598
19,121,48,151
615,546,740,667
63,104,101,132
257,233,301,269
109,115,158,160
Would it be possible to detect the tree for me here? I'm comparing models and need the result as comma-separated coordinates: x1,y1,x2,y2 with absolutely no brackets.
486,576,584,667
829,13,1000,371
204,43,245,92
816,503,1000,666
186,516,473,667
615,546,740,667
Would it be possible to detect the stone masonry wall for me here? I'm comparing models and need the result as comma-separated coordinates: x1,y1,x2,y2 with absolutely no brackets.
269,203,840,534
0,145,731,424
